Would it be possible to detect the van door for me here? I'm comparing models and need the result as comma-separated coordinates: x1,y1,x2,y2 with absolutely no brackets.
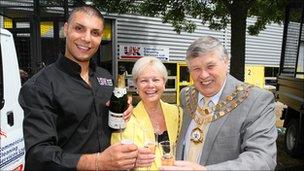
0,28,25,171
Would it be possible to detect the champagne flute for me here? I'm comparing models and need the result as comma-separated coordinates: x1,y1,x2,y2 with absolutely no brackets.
143,129,157,170
120,124,134,145
144,132,158,153
119,124,123,141
147,123,159,153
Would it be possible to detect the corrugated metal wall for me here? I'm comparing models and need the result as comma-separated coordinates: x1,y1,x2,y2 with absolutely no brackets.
1,10,284,67
246,19,283,67
114,14,226,61
113,14,283,67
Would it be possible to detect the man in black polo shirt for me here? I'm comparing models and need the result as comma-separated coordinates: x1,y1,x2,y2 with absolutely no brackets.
19,5,138,170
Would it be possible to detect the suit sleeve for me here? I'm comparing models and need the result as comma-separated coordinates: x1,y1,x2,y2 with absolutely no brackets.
206,90,278,170
176,87,189,160
19,82,81,171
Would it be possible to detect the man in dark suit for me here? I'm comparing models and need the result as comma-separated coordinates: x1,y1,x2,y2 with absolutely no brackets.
161,36,277,170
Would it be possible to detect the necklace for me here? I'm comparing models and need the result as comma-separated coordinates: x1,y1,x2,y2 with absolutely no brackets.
186,83,253,144
147,108,164,134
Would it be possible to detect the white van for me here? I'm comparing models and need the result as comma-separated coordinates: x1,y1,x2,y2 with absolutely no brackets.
0,28,25,171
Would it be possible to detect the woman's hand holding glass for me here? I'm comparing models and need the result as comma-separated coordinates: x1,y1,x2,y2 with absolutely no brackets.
135,147,156,168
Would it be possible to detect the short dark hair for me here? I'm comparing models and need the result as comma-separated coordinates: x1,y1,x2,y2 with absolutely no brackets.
68,5,104,24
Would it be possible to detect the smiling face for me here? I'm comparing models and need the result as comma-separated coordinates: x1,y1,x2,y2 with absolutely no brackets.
64,11,103,64
188,50,229,97
136,66,166,104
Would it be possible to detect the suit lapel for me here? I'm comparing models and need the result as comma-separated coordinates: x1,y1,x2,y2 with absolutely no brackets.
200,75,239,165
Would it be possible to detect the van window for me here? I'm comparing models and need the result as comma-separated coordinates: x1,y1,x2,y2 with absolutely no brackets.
0,41,4,109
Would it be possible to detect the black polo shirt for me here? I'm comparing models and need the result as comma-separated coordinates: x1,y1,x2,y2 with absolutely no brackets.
19,55,114,170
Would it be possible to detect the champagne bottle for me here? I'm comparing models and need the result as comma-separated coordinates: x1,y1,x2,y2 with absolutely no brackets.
108,65,128,129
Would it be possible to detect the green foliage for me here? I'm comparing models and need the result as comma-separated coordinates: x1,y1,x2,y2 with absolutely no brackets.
247,0,287,35
136,0,232,33
42,0,287,35
94,0,138,14
91,0,286,35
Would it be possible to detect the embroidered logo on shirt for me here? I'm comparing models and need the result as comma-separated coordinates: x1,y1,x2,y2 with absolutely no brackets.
97,77,113,86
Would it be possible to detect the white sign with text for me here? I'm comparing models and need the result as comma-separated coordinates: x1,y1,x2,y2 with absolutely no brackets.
119,44,169,61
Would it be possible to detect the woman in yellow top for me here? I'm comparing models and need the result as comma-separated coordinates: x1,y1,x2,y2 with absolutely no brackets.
111,56,183,170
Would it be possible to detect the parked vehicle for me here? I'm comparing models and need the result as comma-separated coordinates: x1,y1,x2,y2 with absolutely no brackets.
0,28,25,170
277,2,304,157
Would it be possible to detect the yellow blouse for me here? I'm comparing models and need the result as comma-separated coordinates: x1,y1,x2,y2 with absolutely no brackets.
111,100,183,170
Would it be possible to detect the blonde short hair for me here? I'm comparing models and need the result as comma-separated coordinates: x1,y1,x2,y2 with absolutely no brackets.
132,56,168,85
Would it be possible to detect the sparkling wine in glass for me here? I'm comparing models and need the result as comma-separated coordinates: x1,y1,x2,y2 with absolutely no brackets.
159,141,175,166
144,132,158,153
142,129,157,169
161,153,174,166
120,124,134,145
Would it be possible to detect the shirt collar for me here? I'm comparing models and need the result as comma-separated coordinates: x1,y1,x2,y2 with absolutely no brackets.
55,53,97,77
197,78,227,105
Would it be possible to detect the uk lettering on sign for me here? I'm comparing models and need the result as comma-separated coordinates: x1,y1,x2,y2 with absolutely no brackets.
118,44,170,61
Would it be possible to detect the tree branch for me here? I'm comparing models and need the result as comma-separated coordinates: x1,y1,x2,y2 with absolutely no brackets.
247,0,256,7
221,0,232,12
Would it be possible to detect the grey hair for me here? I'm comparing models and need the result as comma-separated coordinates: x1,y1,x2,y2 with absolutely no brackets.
186,36,229,62
68,5,104,25
132,56,168,84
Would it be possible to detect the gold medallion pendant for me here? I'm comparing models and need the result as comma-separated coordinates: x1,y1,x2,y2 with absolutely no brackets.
190,127,204,144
